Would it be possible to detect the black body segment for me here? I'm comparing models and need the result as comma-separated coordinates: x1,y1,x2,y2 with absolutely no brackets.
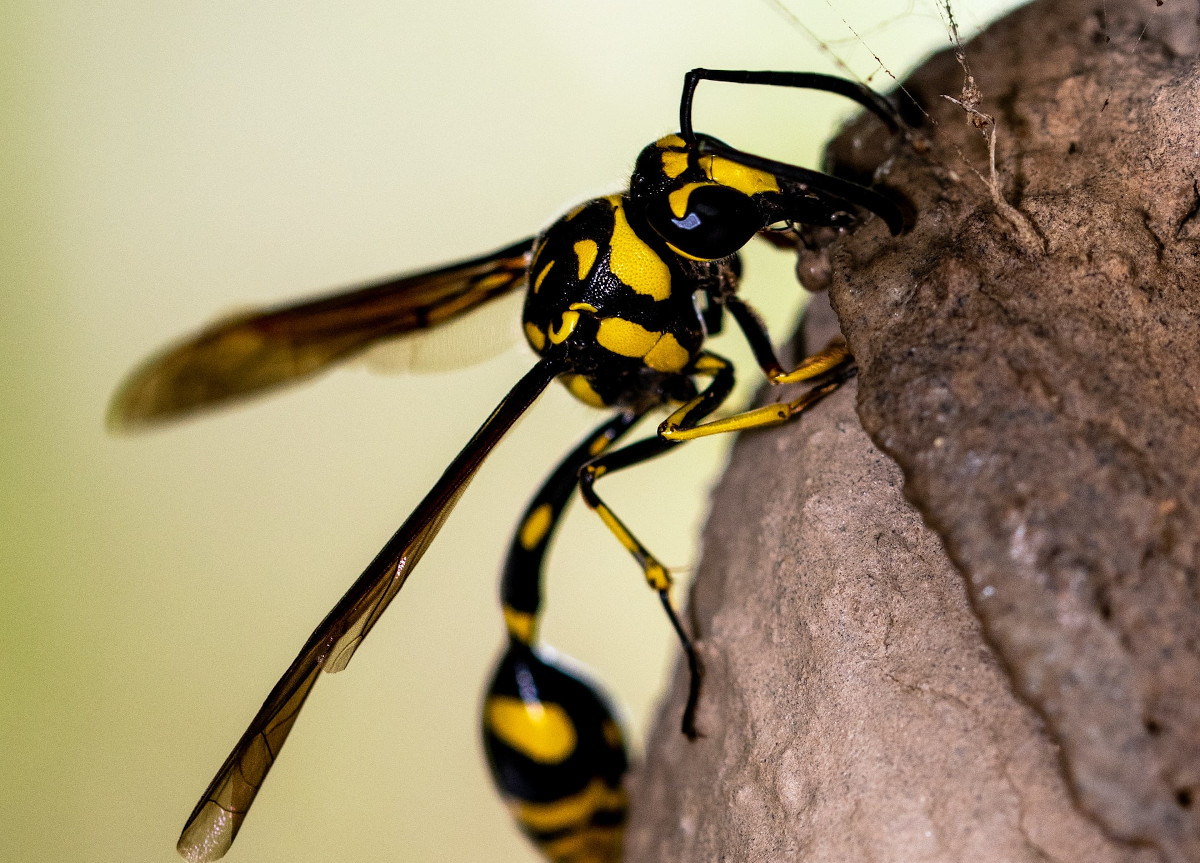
107,67,905,863
501,411,643,643
487,416,643,862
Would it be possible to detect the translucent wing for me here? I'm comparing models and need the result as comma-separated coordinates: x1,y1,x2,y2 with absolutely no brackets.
176,357,564,862
110,238,534,429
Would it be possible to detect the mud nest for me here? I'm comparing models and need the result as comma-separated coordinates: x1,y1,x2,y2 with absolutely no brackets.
626,2,1200,861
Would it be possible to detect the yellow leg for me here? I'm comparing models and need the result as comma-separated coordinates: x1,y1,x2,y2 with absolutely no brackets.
580,442,680,592
768,340,851,384
659,352,854,442
578,347,849,740
724,293,853,384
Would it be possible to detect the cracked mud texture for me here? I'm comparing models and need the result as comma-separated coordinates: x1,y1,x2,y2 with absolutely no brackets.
627,1,1200,861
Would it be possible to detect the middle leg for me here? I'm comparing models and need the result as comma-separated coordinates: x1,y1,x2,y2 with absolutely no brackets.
579,350,855,736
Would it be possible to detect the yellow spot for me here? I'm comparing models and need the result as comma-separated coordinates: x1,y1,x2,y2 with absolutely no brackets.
607,197,671,301
519,504,553,550
485,696,577,764
643,332,689,373
661,149,689,180
561,374,608,408
655,133,686,148
574,239,598,280
524,322,545,352
701,154,779,196
588,434,611,457
534,260,555,292
549,310,580,344
569,301,597,313
596,317,661,358
513,778,627,832
503,606,536,644
602,719,624,749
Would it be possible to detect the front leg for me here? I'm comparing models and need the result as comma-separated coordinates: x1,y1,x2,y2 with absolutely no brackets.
658,349,855,442
724,293,852,384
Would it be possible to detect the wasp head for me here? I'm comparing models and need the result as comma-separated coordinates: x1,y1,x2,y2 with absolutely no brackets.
629,133,775,261
629,129,901,264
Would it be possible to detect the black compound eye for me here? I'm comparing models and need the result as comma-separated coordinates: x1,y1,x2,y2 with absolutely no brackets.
646,183,763,260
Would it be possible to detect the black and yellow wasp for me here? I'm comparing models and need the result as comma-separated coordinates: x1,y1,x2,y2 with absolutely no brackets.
110,69,903,863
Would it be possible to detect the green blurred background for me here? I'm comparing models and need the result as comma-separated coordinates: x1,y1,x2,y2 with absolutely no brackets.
0,2,1024,861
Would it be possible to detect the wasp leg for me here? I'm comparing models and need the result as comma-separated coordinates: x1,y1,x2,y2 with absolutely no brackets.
724,293,853,384
484,411,643,863
658,351,855,443
577,352,741,738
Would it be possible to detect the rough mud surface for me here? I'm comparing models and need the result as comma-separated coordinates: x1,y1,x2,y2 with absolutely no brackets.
627,1,1200,861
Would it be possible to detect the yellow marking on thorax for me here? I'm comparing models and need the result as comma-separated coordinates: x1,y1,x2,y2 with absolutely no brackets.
485,696,577,764
701,154,779,196
512,777,627,832
595,317,658,358
569,301,597,313
561,374,608,408
519,503,554,550
524,322,546,352
549,310,580,344
574,239,598,280
595,318,691,373
534,259,555,292
503,606,536,644
643,333,689,372
605,195,671,301
655,133,686,148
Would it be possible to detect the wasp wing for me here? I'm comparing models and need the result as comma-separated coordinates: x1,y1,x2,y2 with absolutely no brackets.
111,238,534,430
176,357,563,862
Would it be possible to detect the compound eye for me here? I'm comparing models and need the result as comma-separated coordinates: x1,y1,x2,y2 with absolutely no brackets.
646,183,762,260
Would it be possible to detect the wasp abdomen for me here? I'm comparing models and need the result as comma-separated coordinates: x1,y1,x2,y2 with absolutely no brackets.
483,644,628,863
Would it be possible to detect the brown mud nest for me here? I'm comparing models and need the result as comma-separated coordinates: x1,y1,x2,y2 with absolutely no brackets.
626,2,1200,861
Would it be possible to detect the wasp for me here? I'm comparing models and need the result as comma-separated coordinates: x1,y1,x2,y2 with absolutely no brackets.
110,69,903,863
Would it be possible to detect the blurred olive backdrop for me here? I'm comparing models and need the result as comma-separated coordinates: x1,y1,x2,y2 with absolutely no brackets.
1,2,1024,861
